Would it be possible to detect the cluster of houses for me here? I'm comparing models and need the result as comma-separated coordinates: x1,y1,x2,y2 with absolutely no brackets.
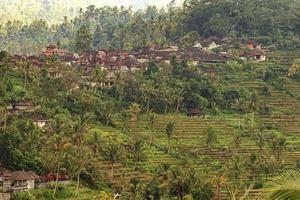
3,39,267,125
9,38,266,88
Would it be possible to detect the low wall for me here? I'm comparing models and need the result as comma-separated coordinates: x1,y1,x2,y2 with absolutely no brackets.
0,193,10,200
36,180,71,188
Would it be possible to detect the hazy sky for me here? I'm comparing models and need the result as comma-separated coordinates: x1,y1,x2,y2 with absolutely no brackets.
62,0,184,9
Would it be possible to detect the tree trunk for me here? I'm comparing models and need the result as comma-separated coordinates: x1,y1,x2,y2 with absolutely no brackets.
167,139,171,154
176,98,180,113
146,100,150,113
53,159,61,197
4,106,7,127
251,112,255,129
164,103,168,114
75,171,80,197
111,163,114,178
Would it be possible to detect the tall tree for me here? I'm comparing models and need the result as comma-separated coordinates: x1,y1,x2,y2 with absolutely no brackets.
75,24,93,52
165,121,175,154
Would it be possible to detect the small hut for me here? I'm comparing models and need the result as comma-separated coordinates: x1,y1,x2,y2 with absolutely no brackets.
187,108,206,118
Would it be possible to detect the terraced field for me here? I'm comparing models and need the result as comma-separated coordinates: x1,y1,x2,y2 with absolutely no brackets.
220,54,300,170
88,50,300,199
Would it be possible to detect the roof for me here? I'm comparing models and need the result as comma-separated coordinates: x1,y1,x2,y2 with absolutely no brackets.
247,41,258,46
248,48,265,56
13,101,33,107
200,36,221,47
21,112,47,122
0,168,12,179
187,108,205,115
200,40,215,47
183,48,227,63
46,44,58,49
11,171,40,181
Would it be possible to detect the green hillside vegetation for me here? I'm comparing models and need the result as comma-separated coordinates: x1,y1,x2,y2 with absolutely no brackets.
1,47,300,199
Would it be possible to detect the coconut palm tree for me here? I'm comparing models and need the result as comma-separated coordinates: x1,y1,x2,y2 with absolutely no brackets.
262,170,300,200
101,140,124,178
45,114,72,196
72,113,93,197
127,139,147,170
165,121,175,154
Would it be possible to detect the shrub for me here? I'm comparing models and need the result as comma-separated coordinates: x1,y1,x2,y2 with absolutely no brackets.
296,159,300,169
206,126,218,148
11,192,37,200
261,85,271,96
192,184,214,200
259,104,272,115
253,181,264,189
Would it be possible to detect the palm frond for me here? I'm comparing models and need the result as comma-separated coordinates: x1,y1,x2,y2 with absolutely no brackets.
262,170,300,200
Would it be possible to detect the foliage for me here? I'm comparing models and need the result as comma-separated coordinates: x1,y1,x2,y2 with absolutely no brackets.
11,191,37,200
262,170,300,200
205,126,217,148
288,59,300,78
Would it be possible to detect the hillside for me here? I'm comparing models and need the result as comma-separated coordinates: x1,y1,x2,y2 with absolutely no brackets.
0,0,300,199
1,46,300,199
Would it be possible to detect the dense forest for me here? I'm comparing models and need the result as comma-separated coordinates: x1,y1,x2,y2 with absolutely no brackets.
1,0,300,200
0,0,300,55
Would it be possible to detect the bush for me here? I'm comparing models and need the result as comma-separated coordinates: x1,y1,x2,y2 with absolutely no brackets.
192,184,214,200
253,181,264,189
296,159,300,169
11,192,37,200
261,85,271,96
259,104,272,115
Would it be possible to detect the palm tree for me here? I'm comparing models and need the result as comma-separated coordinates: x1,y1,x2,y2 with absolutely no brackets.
140,80,155,113
91,66,107,90
146,112,158,145
262,170,300,200
0,99,8,128
127,139,147,170
165,121,175,154
72,113,93,197
45,114,71,196
172,80,186,113
46,134,70,197
255,131,267,160
212,175,225,200
101,140,124,178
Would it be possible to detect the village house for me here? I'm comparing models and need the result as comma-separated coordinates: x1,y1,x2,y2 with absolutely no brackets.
30,113,48,128
0,168,12,193
10,171,40,192
183,48,228,64
248,48,266,61
240,48,266,62
41,44,68,57
0,168,40,193
187,108,207,119
11,101,33,112
194,37,222,51
247,41,261,49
